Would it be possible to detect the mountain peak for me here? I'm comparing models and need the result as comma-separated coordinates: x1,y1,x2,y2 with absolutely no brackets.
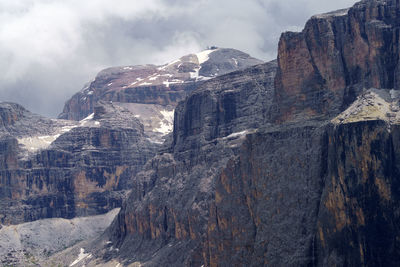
58,48,263,121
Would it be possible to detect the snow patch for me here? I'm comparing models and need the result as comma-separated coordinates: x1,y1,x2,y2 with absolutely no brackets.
196,49,216,65
18,124,78,153
189,67,212,81
87,91,94,95
18,136,57,153
79,113,101,127
163,80,183,87
123,66,133,70
158,59,180,71
232,58,238,66
80,113,94,125
223,130,249,140
160,109,174,123
190,68,200,79
69,248,92,267
147,137,163,144
140,82,153,86
154,109,174,135
314,8,349,19
163,81,171,87
18,114,101,154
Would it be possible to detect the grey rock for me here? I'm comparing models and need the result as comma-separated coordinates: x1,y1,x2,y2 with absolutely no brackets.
79,1,400,266
58,48,264,121
0,102,159,224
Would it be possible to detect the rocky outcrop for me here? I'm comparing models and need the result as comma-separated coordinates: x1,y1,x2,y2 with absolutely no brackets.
91,88,400,267
0,102,158,225
0,49,263,225
71,1,400,266
5,0,400,265
59,48,263,121
85,61,278,266
275,0,400,122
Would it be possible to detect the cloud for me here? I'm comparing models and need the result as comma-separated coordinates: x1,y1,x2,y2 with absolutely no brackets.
0,0,358,117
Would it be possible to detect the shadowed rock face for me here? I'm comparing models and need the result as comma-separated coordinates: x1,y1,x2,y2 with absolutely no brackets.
93,61,278,266
0,102,158,225
315,121,400,267
58,48,264,121
74,1,400,266
0,49,263,226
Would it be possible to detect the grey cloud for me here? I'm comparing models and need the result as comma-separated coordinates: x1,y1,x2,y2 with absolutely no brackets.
0,0,358,117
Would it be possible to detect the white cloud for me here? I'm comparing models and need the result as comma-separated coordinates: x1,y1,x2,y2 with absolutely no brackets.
0,0,358,117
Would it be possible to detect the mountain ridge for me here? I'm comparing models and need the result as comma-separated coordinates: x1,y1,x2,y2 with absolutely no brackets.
62,1,400,266
58,48,264,121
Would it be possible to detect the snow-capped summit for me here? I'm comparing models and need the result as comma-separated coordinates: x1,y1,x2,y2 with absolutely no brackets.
58,48,263,121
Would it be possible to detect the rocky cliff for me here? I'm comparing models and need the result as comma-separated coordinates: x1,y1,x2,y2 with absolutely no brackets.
58,48,263,121
63,1,400,266
275,0,400,122
0,102,158,225
0,48,263,226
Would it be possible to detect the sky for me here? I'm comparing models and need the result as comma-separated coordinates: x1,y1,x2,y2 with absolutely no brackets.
0,0,358,117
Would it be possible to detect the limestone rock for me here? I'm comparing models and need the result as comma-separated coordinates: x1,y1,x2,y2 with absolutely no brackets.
58,48,264,121
0,102,158,224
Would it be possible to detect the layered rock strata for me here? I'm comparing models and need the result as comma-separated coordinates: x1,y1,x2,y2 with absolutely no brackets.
0,102,157,224
59,48,263,121
275,0,400,122
73,1,400,266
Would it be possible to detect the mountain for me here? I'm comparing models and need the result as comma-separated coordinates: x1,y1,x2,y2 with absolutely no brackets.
4,0,400,266
58,48,264,121
0,102,158,225
0,48,264,265
48,1,400,266
0,48,263,227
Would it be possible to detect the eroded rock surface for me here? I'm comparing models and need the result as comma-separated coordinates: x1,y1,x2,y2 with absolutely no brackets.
275,0,400,122
69,1,400,266
0,102,158,224
58,48,263,121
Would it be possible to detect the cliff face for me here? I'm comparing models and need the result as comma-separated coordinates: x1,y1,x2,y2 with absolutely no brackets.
97,92,400,266
0,49,263,225
58,48,263,121
275,0,400,122
0,103,158,224
94,61,278,266
76,1,400,267
202,119,400,266
315,121,400,266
